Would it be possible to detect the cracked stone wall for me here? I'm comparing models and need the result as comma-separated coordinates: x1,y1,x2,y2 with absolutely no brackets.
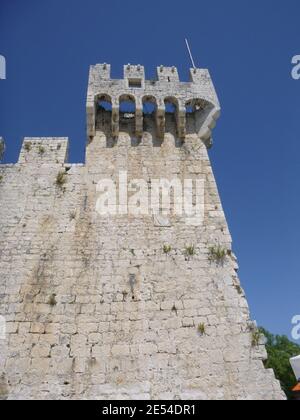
0,65,285,400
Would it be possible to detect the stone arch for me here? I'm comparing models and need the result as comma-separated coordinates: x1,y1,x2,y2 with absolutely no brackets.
97,93,113,111
95,93,113,132
119,94,136,114
164,96,179,114
164,96,186,139
185,98,218,145
118,94,139,136
142,95,157,115
185,98,213,114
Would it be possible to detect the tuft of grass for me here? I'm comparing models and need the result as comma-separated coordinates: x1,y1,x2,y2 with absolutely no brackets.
208,245,227,265
24,142,32,152
185,245,196,257
48,294,57,307
56,171,67,189
0,175,3,183
251,330,262,347
38,145,45,155
163,244,172,254
197,323,206,336
235,284,243,295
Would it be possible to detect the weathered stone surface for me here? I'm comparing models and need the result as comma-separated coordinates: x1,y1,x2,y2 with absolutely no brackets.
0,64,285,400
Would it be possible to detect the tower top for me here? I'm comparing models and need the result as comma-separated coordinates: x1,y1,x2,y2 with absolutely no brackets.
86,64,220,142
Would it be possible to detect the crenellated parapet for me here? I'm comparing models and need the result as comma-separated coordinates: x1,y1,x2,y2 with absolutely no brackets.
86,64,220,142
18,138,69,164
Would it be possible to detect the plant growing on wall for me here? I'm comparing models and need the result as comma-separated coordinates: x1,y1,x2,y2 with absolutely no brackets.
56,171,67,189
48,294,57,307
163,244,172,254
185,245,196,257
24,142,32,152
251,329,262,347
208,245,228,265
197,323,206,336
38,145,45,155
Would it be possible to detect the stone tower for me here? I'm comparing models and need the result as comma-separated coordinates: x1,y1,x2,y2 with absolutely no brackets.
0,63,284,400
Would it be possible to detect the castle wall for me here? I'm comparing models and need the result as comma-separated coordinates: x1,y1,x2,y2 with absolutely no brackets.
0,64,285,400
0,127,284,399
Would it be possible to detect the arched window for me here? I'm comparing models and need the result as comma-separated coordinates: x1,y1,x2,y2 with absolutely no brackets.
119,94,136,114
185,99,207,115
185,101,194,114
164,97,178,114
185,98,214,135
97,94,112,112
96,94,113,131
142,96,157,115
119,95,136,134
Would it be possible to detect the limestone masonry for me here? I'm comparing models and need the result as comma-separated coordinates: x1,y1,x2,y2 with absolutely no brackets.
0,64,285,400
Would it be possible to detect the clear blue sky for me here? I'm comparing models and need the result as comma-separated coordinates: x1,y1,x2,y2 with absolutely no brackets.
0,0,299,340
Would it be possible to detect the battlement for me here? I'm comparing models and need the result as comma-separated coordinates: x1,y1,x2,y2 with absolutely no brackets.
0,138,70,166
18,138,69,164
87,64,220,141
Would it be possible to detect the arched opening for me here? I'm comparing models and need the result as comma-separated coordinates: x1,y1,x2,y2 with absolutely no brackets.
164,97,178,114
119,94,136,133
142,96,157,115
185,98,207,114
96,94,112,131
185,102,194,114
164,97,178,135
119,94,136,114
98,98,112,111
142,96,157,133
185,98,214,135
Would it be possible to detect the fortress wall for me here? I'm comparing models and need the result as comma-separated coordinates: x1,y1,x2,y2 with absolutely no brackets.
0,64,285,400
0,128,284,399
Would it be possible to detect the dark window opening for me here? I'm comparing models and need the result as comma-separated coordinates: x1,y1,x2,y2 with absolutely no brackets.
185,99,207,115
128,79,142,89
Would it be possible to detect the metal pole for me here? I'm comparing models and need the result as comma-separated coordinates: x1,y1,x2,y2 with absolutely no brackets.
185,38,196,69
